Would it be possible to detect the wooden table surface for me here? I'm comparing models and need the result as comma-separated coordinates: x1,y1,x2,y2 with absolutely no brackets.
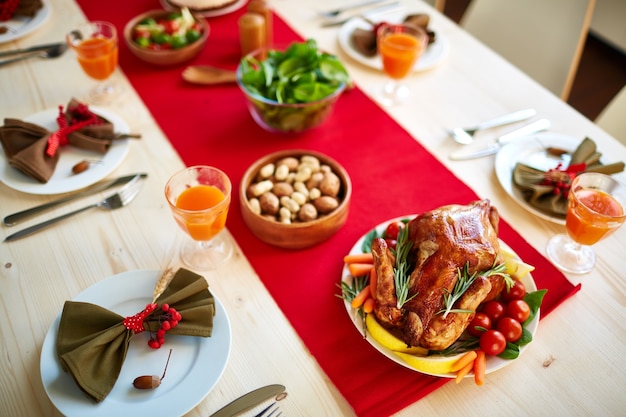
1,1,625,416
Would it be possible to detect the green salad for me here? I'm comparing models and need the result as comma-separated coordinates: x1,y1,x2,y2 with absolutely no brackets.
237,40,352,132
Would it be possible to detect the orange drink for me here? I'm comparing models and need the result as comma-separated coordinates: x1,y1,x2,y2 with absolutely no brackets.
375,23,428,106
175,185,229,241
75,37,118,81
165,166,233,270
566,188,624,245
379,32,423,79
547,172,626,274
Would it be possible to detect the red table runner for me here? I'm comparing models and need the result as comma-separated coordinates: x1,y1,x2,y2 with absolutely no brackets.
77,2,581,416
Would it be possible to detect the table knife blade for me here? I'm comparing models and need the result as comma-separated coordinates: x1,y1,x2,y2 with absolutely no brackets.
209,384,285,417
448,118,551,160
3,173,148,226
0,42,66,59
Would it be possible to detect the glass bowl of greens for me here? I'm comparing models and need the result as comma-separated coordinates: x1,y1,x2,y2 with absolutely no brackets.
236,40,352,133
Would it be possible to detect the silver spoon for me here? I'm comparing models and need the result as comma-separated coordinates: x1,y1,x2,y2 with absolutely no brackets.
319,0,385,18
0,43,68,67
450,108,537,145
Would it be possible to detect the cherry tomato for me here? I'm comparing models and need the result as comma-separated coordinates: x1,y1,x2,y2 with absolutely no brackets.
479,329,507,356
496,317,523,342
384,221,404,240
468,312,491,337
384,238,397,250
480,300,506,324
501,279,526,302
506,299,531,322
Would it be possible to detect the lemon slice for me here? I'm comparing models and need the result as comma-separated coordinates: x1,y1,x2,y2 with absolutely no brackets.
394,351,463,375
365,314,428,355
500,247,535,279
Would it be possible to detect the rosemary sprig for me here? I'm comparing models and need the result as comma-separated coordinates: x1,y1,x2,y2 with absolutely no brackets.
336,275,368,304
439,261,513,318
394,225,415,309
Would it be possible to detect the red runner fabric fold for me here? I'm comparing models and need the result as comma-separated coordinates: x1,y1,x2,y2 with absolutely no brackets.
77,2,581,416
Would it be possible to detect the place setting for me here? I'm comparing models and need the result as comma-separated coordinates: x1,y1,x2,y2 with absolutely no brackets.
0,0,50,43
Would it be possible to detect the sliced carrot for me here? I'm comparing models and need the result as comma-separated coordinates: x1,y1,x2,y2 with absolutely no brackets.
455,361,474,384
474,350,486,386
349,263,374,277
351,286,371,309
363,297,375,313
450,350,478,373
343,252,374,264
369,266,378,298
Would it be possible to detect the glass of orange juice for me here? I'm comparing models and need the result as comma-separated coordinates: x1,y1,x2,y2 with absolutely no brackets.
165,166,233,270
66,21,120,104
376,22,428,106
546,172,626,274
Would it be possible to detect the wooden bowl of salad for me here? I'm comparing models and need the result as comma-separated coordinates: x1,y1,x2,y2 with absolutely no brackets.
236,40,351,133
124,8,209,66
240,149,352,249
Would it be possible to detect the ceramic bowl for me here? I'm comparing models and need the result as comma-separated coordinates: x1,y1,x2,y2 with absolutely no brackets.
240,150,352,249
123,9,209,66
236,46,347,133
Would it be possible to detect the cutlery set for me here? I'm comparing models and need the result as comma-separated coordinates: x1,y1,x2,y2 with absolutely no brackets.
3,173,147,242
0,42,67,67
318,0,402,27
209,384,286,417
448,109,553,160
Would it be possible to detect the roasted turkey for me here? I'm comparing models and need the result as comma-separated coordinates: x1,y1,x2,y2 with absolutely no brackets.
372,199,503,350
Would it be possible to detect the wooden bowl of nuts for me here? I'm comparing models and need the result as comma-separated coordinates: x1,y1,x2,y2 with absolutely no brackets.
240,150,352,249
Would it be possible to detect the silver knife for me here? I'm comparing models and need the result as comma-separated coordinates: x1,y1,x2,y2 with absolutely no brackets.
209,384,286,417
3,173,148,226
448,119,551,160
0,42,65,59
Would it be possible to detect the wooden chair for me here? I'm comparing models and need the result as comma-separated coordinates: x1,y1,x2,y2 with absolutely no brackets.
424,0,446,12
596,84,626,145
460,0,595,101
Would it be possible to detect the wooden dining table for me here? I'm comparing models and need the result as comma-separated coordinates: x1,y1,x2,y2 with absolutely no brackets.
1,0,625,416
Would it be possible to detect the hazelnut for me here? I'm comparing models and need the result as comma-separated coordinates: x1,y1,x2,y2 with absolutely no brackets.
319,172,341,197
314,196,339,214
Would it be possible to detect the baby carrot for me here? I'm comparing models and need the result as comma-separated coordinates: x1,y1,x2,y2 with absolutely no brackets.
363,297,375,313
455,361,474,384
349,263,374,277
343,252,374,264
474,350,486,386
351,286,371,309
450,350,478,373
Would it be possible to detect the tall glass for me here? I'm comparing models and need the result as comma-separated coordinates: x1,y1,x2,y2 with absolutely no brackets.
66,21,120,104
376,23,428,106
165,166,233,270
546,173,626,274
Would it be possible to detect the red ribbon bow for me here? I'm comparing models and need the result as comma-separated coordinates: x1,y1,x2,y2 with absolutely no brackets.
45,103,101,157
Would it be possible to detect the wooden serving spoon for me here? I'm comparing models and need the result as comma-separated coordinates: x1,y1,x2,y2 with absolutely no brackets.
182,65,237,85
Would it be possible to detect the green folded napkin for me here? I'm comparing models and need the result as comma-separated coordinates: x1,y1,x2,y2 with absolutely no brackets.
56,268,215,403
512,137,625,218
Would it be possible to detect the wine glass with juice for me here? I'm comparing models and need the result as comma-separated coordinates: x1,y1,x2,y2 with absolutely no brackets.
165,166,233,270
376,22,428,106
546,172,626,274
66,21,120,104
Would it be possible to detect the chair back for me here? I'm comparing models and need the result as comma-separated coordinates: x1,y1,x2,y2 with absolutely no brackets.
460,0,595,100
596,85,626,145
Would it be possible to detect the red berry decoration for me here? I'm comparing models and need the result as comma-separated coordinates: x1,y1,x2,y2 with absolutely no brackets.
147,304,182,349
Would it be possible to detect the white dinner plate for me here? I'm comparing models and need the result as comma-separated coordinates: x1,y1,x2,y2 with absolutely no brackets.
40,269,231,417
337,15,450,72
160,0,246,17
0,0,51,44
342,215,539,378
495,132,585,225
0,107,131,195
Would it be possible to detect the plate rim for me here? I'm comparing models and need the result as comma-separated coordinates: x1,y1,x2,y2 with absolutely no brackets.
337,14,450,73
342,214,539,378
159,0,246,18
40,269,232,417
0,0,51,44
0,106,131,195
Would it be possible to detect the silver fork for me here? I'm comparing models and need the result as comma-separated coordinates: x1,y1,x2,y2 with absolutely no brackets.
4,175,145,242
254,402,282,417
